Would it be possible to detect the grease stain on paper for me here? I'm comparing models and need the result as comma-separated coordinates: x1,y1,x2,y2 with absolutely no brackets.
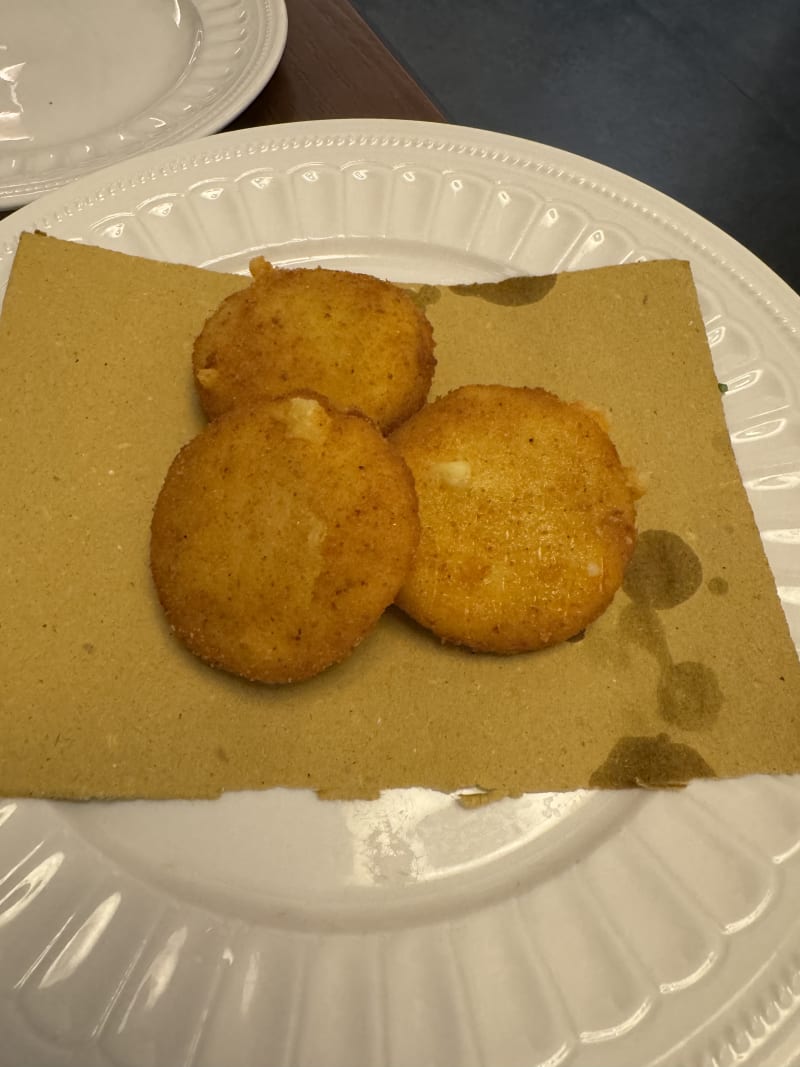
589,733,716,789
449,275,557,306
623,529,703,609
601,530,722,786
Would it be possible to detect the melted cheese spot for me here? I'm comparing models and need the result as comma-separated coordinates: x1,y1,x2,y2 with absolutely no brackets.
278,396,330,443
431,460,472,487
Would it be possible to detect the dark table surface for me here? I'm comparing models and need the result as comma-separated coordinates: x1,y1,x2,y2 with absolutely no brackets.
349,0,800,297
228,0,445,127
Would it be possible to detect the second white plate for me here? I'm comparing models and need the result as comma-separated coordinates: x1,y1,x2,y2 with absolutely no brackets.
0,0,288,208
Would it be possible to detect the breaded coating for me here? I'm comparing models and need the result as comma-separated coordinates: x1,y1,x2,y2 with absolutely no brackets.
193,259,436,432
390,385,641,653
150,394,420,683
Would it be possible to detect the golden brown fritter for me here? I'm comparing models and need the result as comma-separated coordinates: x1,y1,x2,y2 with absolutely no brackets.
390,385,641,653
193,259,436,432
150,394,420,683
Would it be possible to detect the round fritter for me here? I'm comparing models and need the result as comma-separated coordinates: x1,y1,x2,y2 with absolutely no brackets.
390,385,641,653
193,258,436,432
150,394,420,683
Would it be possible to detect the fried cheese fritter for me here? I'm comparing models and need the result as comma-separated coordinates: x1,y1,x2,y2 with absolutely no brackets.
390,385,641,653
150,394,420,683
193,259,436,432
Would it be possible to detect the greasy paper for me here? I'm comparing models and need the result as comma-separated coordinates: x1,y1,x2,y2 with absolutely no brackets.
1,232,799,802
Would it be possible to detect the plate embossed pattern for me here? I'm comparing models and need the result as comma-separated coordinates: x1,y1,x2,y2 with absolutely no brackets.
1,120,799,1066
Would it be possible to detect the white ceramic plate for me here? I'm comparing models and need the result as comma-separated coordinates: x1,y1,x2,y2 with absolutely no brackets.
0,0,288,209
1,120,800,1067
